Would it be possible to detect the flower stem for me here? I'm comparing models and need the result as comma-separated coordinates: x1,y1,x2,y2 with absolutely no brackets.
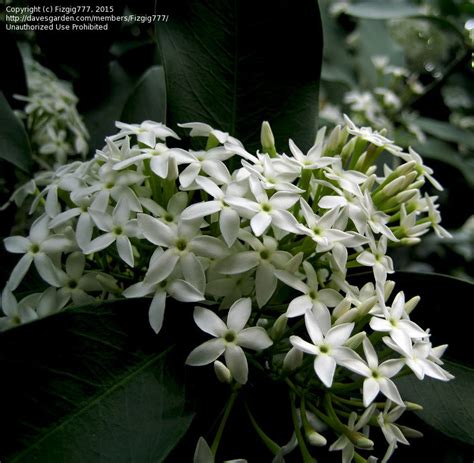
289,391,316,463
245,403,281,455
211,388,239,455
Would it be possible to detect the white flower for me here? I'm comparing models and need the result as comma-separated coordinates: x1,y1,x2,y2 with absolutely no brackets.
340,338,405,407
3,215,71,290
285,134,336,170
383,337,453,381
186,298,273,384
290,312,356,388
226,176,300,237
370,291,427,354
85,199,139,266
114,120,179,147
275,261,343,327
124,253,204,334
181,176,241,247
213,231,293,307
356,234,394,290
329,405,376,463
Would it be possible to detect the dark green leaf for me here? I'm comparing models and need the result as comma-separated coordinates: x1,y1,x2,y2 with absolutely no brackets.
411,138,474,188
156,0,323,152
356,19,405,87
83,61,141,153
121,65,167,124
0,299,194,462
0,92,32,173
415,117,474,150
382,272,474,445
397,361,474,446
345,2,424,19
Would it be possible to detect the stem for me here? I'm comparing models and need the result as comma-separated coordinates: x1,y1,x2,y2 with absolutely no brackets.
211,388,239,455
289,391,316,463
245,404,281,455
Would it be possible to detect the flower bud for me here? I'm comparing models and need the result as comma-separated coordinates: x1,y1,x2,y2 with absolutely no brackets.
399,171,418,190
270,314,288,340
283,347,303,371
214,360,232,384
341,137,357,164
325,125,341,155
345,331,366,349
398,424,424,438
380,176,407,197
260,121,276,156
405,295,421,315
384,280,396,301
396,160,417,176
306,429,327,447
399,237,421,246
405,401,423,411
356,296,377,317
350,432,374,449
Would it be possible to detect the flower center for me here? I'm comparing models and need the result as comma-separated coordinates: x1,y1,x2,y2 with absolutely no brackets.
371,370,380,379
259,250,270,260
113,226,123,236
224,331,236,343
68,280,78,289
176,239,187,251
261,203,272,213
319,345,329,354
164,213,174,223
30,244,40,254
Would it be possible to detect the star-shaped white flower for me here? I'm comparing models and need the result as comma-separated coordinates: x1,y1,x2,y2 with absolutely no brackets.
290,312,356,388
186,298,273,384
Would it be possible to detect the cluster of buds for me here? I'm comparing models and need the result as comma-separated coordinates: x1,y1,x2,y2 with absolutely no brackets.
1,117,452,462
15,59,89,169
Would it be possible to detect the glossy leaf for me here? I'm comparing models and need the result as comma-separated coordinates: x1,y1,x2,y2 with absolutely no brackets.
121,65,167,124
0,92,32,173
376,272,474,445
156,0,323,152
83,61,141,153
415,117,474,150
0,299,194,462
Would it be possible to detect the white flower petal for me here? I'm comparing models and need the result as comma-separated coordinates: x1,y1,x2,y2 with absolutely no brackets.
138,214,174,247
213,252,259,274
251,212,272,236
220,208,240,247
290,335,318,355
379,378,404,406
186,338,226,366
237,327,273,350
227,297,251,332
116,235,134,267
193,306,227,337
7,254,33,290
314,354,336,388
363,377,380,407
325,323,354,347
144,249,180,285
255,263,277,308
168,280,204,303
181,201,222,221
224,344,248,384
3,236,30,253
149,292,167,334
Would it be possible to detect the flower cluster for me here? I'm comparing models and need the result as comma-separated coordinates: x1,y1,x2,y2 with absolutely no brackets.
321,56,426,143
1,117,452,462
15,59,89,169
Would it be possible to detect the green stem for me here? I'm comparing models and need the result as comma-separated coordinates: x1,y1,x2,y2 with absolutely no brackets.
290,391,315,463
245,404,281,455
211,388,239,455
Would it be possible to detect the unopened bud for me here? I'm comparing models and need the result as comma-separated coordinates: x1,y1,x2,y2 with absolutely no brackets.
341,137,357,163
333,298,352,318
306,429,327,447
345,331,366,349
261,121,276,156
395,160,417,176
405,295,421,315
270,314,288,340
351,433,374,449
394,188,419,204
399,171,418,190
96,274,120,292
384,280,396,301
356,296,378,316
214,360,232,383
381,176,407,197
398,424,424,438
283,347,303,371
325,125,342,154
405,401,423,411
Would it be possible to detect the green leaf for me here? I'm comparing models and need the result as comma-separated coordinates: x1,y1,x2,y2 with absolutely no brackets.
345,2,424,19
156,0,323,152
0,92,32,173
83,61,141,153
121,65,167,124
0,299,194,462
355,19,405,87
411,138,474,188
385,272,474,445
415,117,474,150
